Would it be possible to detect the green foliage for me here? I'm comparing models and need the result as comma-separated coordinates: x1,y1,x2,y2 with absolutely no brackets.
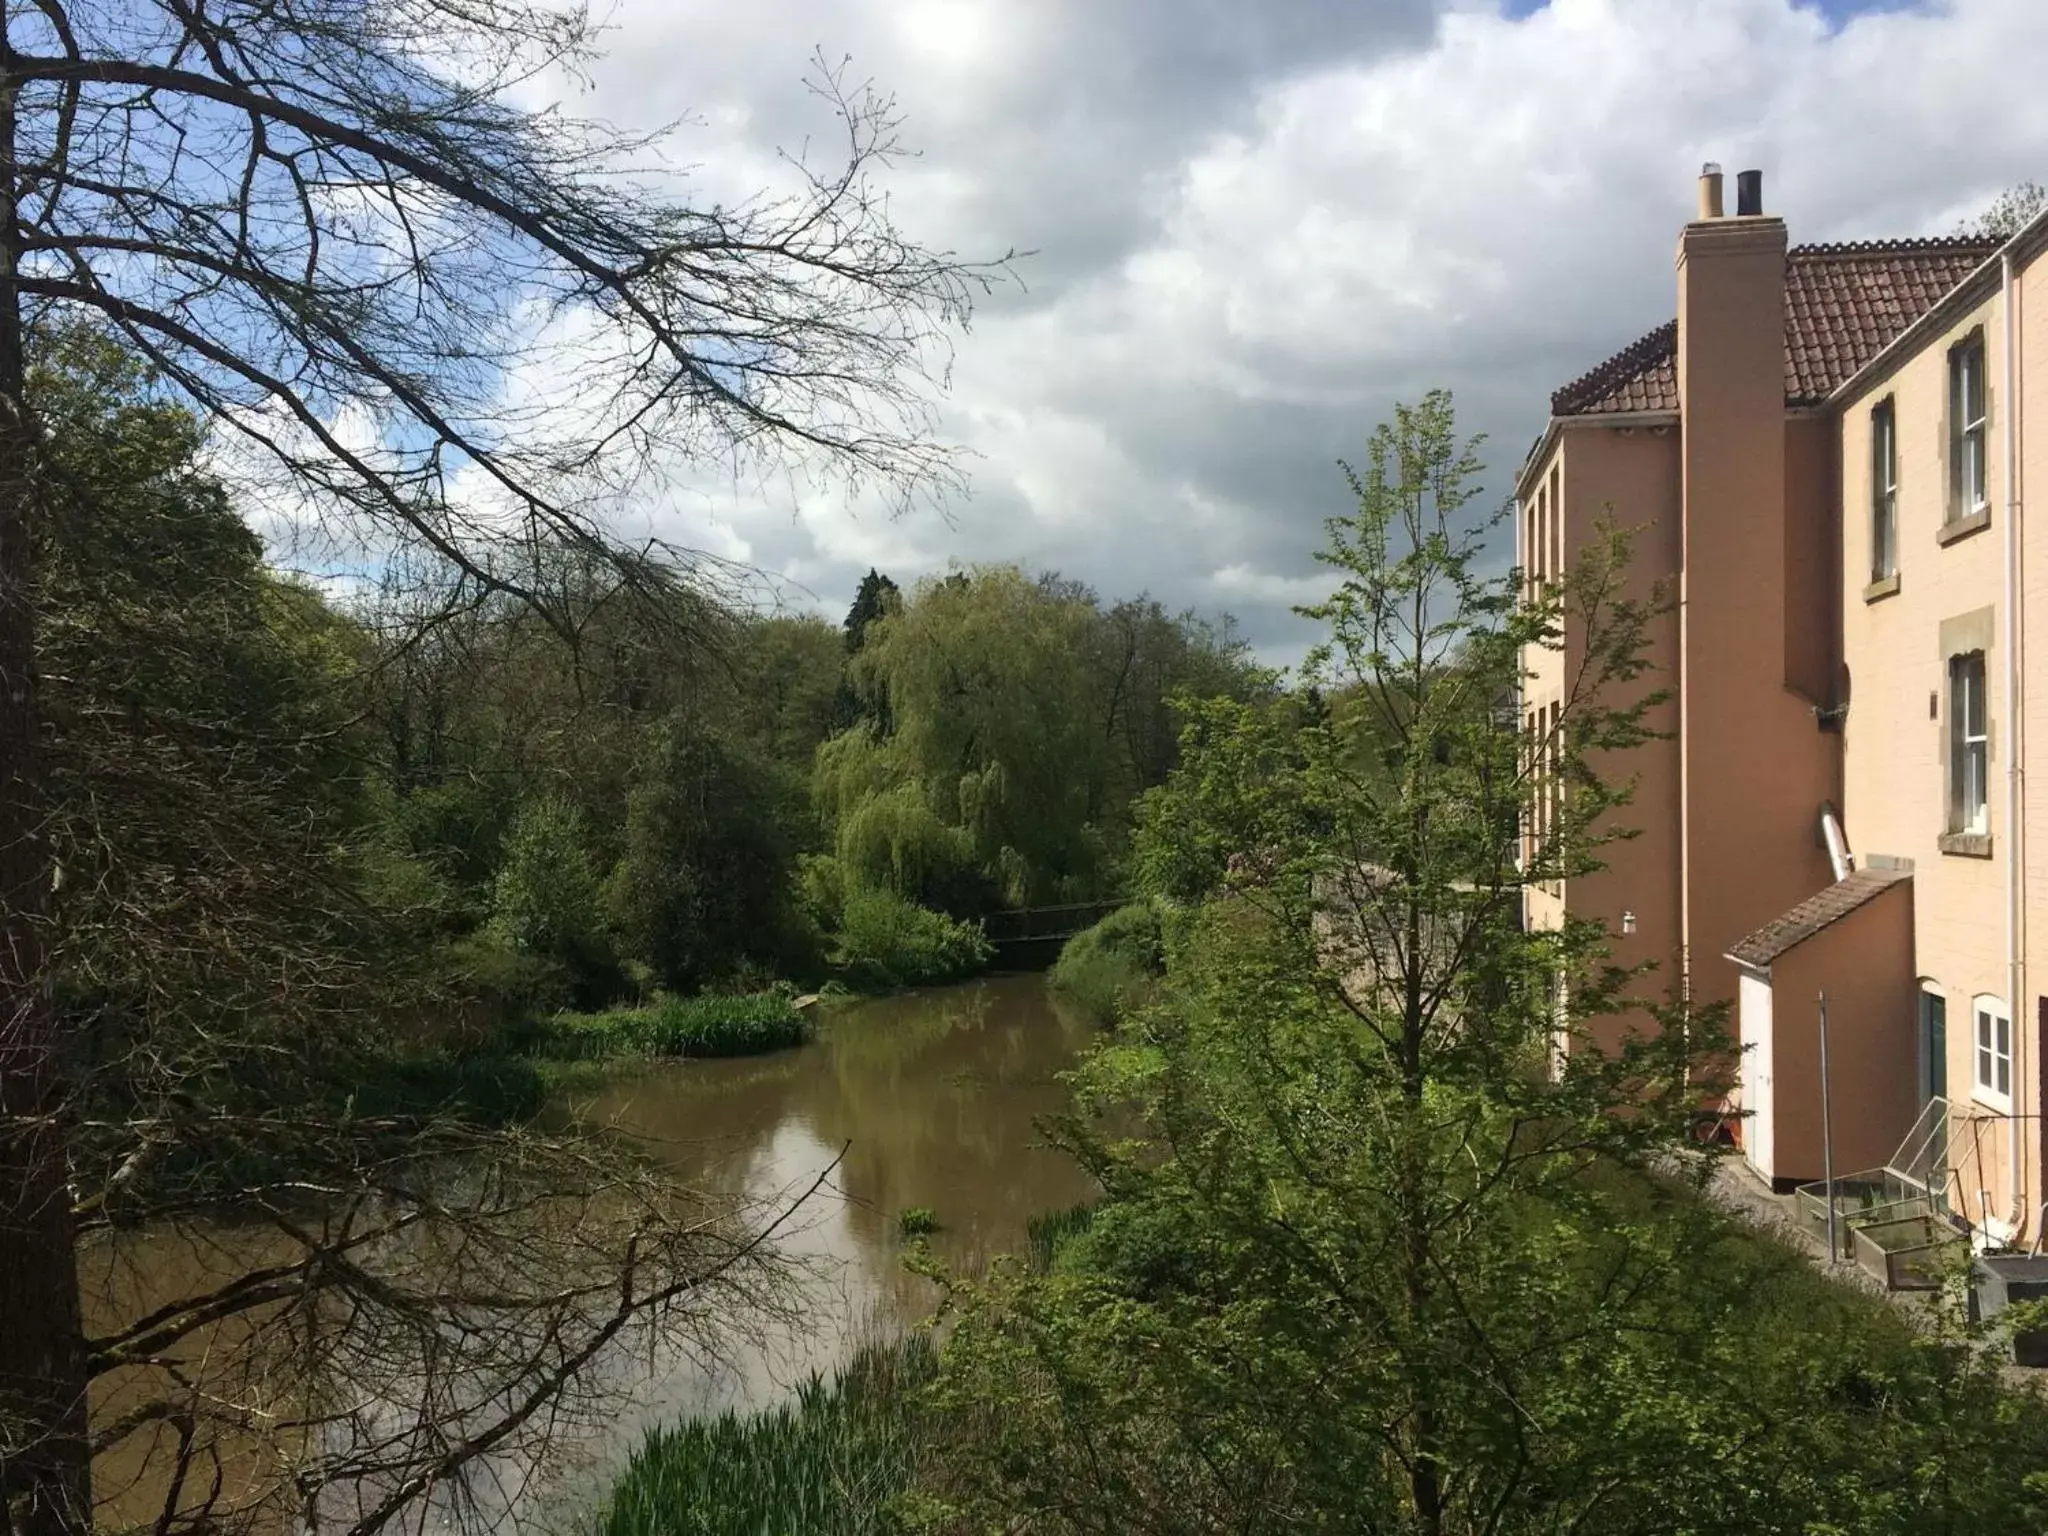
1024,1204,1097,1275
831,890,993,992
544,992,811,1060
897,1206,939,1238
835,567,903,734
918,392,2048,1532
489,795,622,1006
727,614,849,769
594,1336,937,1536
1047,901,1165,1026
607,719,819,991
814,565,1258,914
1960,180,2048,239
817,752,987,914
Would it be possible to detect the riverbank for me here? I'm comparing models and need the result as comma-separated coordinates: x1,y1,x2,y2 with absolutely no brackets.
585,1162,2048,1535
540,990,813,1060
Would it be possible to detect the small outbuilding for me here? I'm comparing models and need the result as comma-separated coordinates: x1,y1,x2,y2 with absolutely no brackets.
1724,868,1919,1189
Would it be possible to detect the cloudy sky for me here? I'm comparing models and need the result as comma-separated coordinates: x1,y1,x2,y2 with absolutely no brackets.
529,0,2048,661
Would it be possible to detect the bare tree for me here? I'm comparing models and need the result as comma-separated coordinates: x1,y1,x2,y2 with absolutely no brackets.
0,3,997,1530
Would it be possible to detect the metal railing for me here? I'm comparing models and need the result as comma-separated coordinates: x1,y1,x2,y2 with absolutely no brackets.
1793,1097,2043,1284
980,900,1127,946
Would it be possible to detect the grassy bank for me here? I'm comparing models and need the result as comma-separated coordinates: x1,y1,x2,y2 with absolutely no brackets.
541,991,813,1060
593,1337,938,1536
1047,901,1163,1025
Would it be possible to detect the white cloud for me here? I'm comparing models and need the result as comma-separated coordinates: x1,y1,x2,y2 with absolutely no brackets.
269,0,2048,653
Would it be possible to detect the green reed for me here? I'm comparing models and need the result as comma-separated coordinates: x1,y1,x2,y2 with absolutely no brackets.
592,1336,937,1536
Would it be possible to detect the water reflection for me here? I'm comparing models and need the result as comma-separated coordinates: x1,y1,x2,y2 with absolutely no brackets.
567,974,1099,1399
519,974,1099,1524
82,975,1097,1533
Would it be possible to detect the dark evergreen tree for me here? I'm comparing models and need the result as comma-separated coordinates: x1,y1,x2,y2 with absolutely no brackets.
834,569,902,731
841,568,901,654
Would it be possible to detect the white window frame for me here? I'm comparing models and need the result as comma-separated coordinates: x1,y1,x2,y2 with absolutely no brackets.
1972,994,2012,1113
1871,397,1897,581
1950,650,1989,835
1950,334,1988,519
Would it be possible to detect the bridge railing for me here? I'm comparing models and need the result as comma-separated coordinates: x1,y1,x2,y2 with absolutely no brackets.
981,899,1128,946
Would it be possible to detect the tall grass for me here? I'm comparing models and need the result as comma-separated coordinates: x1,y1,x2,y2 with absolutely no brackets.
593,1336,937,1536
545,992,813,1060
1026,1203,1097,1274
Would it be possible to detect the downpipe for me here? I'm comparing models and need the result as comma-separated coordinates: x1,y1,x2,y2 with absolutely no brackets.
2003,249,2026,1239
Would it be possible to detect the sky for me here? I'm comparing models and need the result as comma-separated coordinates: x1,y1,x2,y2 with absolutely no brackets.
515,0,2048,662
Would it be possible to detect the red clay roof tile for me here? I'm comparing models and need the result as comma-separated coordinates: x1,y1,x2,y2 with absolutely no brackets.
1552,238,1999,418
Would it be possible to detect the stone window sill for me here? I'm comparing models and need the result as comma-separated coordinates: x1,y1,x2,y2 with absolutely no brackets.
1863,573,1901,603
1938,831,1993,858
1937,509,1992,546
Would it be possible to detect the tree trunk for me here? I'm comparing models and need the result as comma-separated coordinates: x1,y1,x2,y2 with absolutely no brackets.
0,6,92,1526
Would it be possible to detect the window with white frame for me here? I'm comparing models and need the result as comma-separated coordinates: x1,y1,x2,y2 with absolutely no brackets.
1950,332,1988,519
1949,650,1989,835
1871,397,1897,581
1973,994,2011,1112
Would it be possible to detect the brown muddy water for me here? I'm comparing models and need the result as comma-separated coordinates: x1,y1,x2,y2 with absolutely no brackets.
84,974,1100,1532
552,973,1101,1433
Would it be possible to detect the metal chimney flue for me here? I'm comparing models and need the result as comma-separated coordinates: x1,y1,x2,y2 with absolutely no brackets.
1736,168,1763,217
1698,162,1725,219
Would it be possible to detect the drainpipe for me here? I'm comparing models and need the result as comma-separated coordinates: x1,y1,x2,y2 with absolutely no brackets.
2002,250,2026,1236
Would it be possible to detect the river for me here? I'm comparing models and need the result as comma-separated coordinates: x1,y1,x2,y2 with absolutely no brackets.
550,973,1100,1440
86,973,1100,1532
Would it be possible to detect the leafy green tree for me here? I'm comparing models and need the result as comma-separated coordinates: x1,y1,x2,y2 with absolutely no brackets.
724,614,848,770
834,568,903,731
842,568,903,655
33,320,401,1099
816,566,1252,913
607,719,816,991
490,795,618,1006
925,393,1765,1532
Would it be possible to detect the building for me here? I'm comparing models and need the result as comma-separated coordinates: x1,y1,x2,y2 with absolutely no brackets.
1522,164,2045,1243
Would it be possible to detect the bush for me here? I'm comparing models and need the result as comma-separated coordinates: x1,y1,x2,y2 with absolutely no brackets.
543,991,812,1060
488,795,624,1008
1048,900,1163,1025
595,1336,936,1536
897,1206,939,1238
438,930,571,1025
831,888,992,991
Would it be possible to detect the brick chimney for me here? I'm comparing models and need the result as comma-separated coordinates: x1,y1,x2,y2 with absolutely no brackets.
1678,166,1786,685
1674,164,1826,1011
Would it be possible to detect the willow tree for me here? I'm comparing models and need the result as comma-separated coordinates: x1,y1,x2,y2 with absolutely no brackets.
0,5,993,1530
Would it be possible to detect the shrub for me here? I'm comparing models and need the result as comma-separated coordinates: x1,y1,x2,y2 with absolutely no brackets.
488,795,623,1007
897,1206,939,1238
1048,900,1164,1025
438,930,570,1025
544,991,811,1060
831,888,992,991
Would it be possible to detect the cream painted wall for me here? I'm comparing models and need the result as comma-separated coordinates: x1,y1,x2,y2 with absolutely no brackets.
1838,284,2027,1232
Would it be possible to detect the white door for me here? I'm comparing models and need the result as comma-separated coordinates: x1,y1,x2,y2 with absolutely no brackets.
1740,971,1775,1182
